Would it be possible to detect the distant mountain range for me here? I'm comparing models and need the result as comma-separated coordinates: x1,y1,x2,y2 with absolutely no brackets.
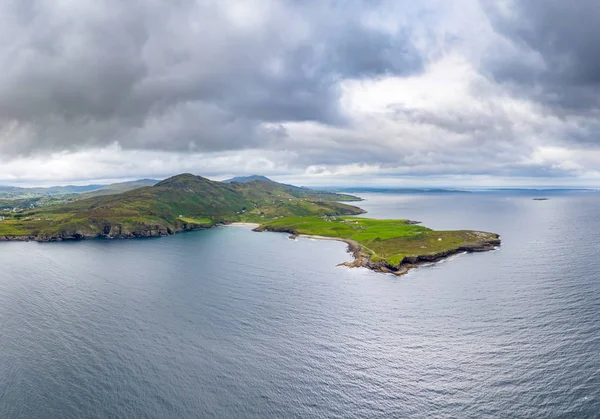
0,184,106,198
0,179,159,199
329,187,471,194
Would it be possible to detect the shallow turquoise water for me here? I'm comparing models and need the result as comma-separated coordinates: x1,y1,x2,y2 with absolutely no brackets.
1,191,598,417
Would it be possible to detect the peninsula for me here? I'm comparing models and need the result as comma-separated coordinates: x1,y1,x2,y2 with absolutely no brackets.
0,174,500,275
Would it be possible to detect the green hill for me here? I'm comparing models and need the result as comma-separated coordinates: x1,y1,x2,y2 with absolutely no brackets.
0,174,364,240
225,175,360,202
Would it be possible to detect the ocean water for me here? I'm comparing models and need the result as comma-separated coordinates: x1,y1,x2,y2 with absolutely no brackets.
0,191,599,418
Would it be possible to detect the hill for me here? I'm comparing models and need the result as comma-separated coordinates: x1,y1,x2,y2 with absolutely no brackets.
0,173,364,240
0,178,161,210
224,175,360,202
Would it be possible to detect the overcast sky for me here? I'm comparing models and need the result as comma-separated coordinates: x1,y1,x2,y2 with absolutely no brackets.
1,0,600,187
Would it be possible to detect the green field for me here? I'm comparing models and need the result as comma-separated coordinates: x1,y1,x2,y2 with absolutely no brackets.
178,217,213,225
258,216,499,266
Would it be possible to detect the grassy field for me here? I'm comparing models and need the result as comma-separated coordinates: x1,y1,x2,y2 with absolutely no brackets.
258,216,498,266
178,217,213,225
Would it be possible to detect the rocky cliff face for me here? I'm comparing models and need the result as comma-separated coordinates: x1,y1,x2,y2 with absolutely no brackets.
0,220,211,242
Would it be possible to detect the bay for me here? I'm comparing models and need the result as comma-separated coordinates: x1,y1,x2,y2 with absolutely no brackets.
1,191,599,418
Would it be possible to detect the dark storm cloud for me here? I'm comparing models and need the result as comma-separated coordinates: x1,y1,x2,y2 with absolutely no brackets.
0,0,423,156
482,0,600,114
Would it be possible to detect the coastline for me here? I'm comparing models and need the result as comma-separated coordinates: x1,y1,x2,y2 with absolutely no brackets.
256,226,500,276
0,219,500,277
0,222,214,242
0,221,263,242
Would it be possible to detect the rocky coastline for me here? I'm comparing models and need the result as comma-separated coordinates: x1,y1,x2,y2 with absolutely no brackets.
0,222,213,242
256,225,501,276
0,218,500,278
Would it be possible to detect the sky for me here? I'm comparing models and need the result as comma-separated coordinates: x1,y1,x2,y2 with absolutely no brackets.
1,0,600,187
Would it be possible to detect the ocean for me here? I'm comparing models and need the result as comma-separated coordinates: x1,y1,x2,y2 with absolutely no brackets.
1,191,598,418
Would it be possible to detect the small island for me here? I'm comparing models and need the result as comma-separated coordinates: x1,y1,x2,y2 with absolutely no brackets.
0,174,500,275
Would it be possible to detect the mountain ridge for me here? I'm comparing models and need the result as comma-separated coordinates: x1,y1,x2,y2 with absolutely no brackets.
223,175,273,183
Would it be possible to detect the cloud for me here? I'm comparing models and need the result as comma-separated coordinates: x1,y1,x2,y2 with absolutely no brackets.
2,0,600,185
482,0,600,113
0,0,423,157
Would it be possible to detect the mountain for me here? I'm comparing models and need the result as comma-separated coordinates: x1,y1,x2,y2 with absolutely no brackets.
223,175,361,202
224,175,273,183
0,179,161,211
0,184,106,199
0,173,364,240
78,179,159,198
0,179,160,200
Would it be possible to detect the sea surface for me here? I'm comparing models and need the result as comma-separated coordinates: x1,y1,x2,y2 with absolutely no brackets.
1,191,599,418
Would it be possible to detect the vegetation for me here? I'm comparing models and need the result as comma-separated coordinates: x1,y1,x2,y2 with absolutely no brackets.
0,172,499,275
0,179,159,210
76,179,158,199
257,216,499,267
0,184,104,199
224,175,361,202
177,217,212,225
0,174,362,240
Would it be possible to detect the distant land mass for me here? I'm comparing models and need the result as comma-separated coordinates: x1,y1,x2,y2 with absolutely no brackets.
328,187,596,194
480,188,593,191
0,174,499,275
0,178,160,213
331,187,471,194
0,179,159,200
0,184,106,199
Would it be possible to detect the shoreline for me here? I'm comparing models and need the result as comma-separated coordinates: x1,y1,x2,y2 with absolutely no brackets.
256,226,500,276
0,221,260,242
0,219,500,277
